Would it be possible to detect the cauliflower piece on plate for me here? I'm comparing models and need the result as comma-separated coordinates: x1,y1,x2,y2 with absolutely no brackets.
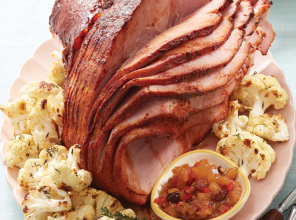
4,134,39,168
27,90,64,149
97,209,137,220
22,182,72,220
212,101,249,139
18,145,68,190
96,190,125,217
0,80,64,150
216,131,276,180
231,73,288,116
49,144,92,192
47,51,66,87
70,187,99,208
246,111,289,142
47,204,95,220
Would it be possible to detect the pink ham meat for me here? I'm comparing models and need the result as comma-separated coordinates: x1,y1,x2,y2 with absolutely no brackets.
234,0,254,29
88,58,251,199
118,0,230,77
91,1,254,130
49,0,115,70
94,18,234,115
253,0,273,17
97,100,228,203
96,0,231,112
63,0,212,150
258,19,276,55
247,25,266,51
94,29,244,129
245,0,272,36
222,0,240,19
50,0,277,205
105,57,251,131
113,124,213,204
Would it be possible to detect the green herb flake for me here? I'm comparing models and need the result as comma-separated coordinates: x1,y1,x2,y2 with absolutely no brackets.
100,207,148,220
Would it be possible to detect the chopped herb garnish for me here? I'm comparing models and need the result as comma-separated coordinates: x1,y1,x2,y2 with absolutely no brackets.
43,190,50,194
234,134,241,140
100,207,148,220
55,169,60,174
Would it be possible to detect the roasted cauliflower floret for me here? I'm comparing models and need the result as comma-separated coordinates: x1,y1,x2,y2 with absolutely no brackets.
212,101,249,139
4,134,39,168
49,144,92,192
0,80,64,149
47,204,95,220
96,190,125,217
27,91,64,150
47,51,66,87
97,209,137,220
70,187,99,208
246,112,289,142
231,73,288,116
22,183,72,220
217,131,276,180
18,145,68,190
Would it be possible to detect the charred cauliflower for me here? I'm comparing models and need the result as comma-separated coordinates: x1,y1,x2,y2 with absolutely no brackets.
49,144,92,192
246,112,289,142
47,204,95,220
47,51,66,87
4,134,39,168
18,145,68,190
97,209,137,220
231,73,288,116
212,101,249,139
22,182,72,220
70,187,99,208
217,131,276,180
95,190,125,217
0,80,64,150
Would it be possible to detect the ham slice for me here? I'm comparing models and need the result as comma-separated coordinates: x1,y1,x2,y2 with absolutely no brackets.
94,29,244,129
105,58,251,133
259,19,276,55
49,0,114,70
112,123,213,204
97,100,228,202
90,18,233,126
118,0,229,77
63,0,210,149
234,0,254,29
253,0,273,17
247,25,266,50
222,0,240,20
49,0,112,47
97,0,232,117
245,16,260,36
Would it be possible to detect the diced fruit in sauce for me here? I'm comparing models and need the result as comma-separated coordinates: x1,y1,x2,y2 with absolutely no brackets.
155,160,242,219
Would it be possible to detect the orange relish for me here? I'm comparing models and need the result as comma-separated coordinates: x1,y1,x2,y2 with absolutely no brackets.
154,159,242,220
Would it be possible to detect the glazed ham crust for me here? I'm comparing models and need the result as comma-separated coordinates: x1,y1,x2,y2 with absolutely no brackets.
49,0,275,205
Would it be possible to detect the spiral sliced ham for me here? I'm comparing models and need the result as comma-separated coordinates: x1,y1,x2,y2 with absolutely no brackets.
50,0,276,205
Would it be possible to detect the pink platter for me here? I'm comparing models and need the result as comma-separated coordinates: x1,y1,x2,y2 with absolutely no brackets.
1,36,295,220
